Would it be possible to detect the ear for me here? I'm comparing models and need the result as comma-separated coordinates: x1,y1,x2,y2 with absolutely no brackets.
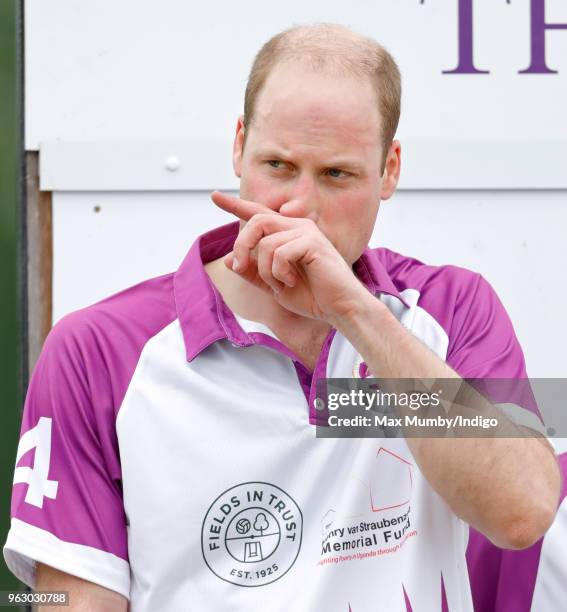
233,115,246,178
379,140,402,201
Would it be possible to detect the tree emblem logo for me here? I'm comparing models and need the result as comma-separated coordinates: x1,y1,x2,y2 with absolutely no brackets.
201,482,303,587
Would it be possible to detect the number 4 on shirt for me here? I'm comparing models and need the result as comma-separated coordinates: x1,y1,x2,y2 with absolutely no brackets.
13,417,59,508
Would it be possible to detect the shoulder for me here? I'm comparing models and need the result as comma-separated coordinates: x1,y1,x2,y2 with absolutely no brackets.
369,246,485,330
48,272,177,352
371,246,481,298
34,272,179,418
368,247,524,376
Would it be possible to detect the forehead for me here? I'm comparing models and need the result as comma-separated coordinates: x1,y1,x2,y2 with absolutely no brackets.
249,63,382,155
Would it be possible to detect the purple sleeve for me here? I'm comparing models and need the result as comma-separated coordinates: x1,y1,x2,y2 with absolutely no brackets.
446,274,545,432
447,274,527,379
2,313,130,598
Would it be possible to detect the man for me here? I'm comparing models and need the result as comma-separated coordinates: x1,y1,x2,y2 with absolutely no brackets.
3,23,561,611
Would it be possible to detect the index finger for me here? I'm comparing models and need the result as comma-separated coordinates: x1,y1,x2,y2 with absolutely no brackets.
210,191,277,222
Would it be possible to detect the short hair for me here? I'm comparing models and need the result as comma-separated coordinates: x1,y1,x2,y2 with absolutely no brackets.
243,23,402,170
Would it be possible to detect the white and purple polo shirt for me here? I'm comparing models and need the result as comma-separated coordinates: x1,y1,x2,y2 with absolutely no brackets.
4,221,564,611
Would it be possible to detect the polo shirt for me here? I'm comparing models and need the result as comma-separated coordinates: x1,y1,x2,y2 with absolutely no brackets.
3,220,558,611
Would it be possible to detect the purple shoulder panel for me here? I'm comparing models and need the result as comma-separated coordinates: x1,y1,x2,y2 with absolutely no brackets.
371,247,540,424
11,273,177,560
372,247,527,376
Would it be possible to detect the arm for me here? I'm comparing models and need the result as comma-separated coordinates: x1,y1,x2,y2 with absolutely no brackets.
328,288,561,550
4,314,130,599
35,563,127,612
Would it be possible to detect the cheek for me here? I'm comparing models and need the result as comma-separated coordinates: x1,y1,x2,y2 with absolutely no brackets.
322,193,379,258
325,192,378,228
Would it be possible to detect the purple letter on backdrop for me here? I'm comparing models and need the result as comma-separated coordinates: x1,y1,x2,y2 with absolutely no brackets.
519,0,567,73
443,0,489,74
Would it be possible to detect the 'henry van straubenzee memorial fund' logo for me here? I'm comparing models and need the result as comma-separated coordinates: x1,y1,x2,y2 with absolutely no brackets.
201,482,303,587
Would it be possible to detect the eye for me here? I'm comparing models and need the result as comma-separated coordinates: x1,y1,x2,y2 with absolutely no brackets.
326,168,351,179
267,160,286,169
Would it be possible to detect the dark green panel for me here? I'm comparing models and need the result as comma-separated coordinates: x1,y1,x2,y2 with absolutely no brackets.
0,0,23,594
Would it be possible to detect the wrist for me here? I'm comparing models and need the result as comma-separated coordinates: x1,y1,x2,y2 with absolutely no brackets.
327,286,389,332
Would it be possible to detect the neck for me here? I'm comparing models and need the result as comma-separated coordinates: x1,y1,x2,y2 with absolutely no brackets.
204,257,331,335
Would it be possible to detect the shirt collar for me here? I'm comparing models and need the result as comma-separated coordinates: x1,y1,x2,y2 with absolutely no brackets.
352,246,410,309
173,221,409,362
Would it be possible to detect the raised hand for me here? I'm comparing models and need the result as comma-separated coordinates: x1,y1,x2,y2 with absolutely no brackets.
211,191,369,322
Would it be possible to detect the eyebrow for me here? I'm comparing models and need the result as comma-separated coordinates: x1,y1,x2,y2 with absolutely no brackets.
324,159,364,172
255,149,364,172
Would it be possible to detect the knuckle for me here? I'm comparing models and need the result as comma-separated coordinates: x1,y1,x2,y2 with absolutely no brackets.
271,251,286,272
254,212,270,225
258,235,274,255
273,248,290,272
248,214,261,229
257,265,271,284
272,267,286,283
273,245,284,262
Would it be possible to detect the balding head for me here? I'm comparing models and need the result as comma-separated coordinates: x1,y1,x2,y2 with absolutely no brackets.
243,24,402,170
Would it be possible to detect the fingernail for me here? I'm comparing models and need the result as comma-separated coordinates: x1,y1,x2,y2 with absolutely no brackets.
232,257,240,272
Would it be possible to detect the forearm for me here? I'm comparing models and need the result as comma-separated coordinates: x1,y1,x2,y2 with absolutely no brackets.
330,290,561,548
35,563,127,612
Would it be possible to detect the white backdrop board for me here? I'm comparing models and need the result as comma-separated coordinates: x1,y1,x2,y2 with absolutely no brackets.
26,0,567,184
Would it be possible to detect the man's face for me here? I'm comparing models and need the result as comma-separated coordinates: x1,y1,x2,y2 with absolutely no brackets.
233,62,400,265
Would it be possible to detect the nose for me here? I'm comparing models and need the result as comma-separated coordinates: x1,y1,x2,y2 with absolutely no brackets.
278,173,319,221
